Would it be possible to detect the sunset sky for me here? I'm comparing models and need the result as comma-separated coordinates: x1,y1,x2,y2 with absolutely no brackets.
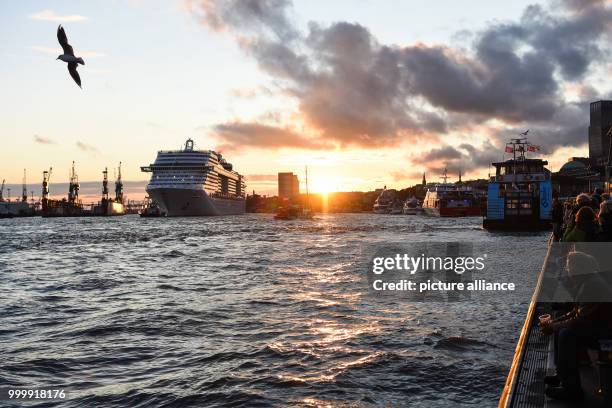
1,0,611,199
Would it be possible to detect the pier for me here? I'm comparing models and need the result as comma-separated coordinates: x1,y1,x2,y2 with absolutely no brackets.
500,240,612,407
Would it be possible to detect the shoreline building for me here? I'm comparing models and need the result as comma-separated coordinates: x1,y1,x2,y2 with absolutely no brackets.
278,172,299,200
588,100,612,165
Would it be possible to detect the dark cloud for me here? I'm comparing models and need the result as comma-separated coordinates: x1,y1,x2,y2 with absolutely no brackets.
76,141,99,153
414,140,503,175
213,122,332,151
193,0,611,156
33,134,56,145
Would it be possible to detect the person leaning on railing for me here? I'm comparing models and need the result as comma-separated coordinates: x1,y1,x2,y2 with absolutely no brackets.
562,206,600,242
561,194,591,237
598,200,612,242
539,251,612,401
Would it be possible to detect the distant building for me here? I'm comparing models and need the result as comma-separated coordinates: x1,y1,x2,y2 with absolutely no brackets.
278,172,299,199
553,157,601,197
588,100,612,164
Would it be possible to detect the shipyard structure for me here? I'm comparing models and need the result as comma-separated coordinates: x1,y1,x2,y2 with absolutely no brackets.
41,162,126,217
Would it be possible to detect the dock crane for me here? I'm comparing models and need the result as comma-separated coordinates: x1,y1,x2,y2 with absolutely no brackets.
22,169,28,202
0,179,4,202
115,162,124,203
42,167,53,209
67,162,80,205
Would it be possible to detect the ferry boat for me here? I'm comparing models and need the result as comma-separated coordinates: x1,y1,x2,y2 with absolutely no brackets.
422,169,481,217
483,137,552,231
141,139,246,216
373,187,397,214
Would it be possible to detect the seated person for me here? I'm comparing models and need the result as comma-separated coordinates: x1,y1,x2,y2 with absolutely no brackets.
540,251,612,401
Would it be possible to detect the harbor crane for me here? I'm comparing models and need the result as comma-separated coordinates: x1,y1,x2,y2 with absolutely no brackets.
42,167,53,204
115,162,124,203
0,179,4,201
22,169,28,202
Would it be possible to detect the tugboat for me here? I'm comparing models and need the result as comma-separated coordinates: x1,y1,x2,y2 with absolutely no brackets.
140,196,166,217
483,135,552,231
422,169,481,217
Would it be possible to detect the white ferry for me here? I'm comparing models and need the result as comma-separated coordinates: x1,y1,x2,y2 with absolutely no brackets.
141,139,246,216
483,136,552,230
422,169,482,217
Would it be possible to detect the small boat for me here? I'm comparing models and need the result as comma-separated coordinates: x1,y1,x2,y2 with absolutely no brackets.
140,197,166,218
373,187,396,214
274,204,314,220
402,196,424,215
275,166,315,221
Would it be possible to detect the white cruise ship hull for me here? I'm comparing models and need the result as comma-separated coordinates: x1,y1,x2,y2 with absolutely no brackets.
148,188,245,216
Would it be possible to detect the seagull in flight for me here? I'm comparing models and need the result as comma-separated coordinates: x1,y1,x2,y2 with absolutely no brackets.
56,25,84,88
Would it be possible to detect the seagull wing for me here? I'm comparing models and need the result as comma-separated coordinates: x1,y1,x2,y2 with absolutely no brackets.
67,62,81,88
57,25,74,56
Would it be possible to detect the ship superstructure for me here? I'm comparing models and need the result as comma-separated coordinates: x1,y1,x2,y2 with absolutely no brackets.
483,137,552,230
422,169,481,217
141,139,246,216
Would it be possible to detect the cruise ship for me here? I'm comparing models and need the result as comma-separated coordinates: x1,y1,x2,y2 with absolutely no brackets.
141,139,246,216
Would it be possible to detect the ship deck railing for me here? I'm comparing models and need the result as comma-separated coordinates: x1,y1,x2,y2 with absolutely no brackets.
499,239,608,408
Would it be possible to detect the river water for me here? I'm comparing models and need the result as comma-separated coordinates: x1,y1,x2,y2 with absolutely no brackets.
0,214,548,407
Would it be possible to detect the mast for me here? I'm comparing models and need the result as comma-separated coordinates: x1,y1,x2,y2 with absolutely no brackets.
305,165,309,209
440,167,449,184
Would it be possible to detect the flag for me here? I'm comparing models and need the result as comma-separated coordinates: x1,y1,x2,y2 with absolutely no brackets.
505,146,514,153
527,145,540,152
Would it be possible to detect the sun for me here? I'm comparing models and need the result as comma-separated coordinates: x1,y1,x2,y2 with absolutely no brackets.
309,178,336,194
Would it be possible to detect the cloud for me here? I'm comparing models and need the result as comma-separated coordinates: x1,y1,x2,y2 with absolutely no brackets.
191,0,612,157
390,170,424,182
212,122,332,151
33,134,56,145
245,174,278,182
29,46,106,58
76,141,99,153
29,10,88,23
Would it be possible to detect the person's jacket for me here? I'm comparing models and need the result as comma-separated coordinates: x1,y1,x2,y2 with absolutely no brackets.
562,224,599,242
